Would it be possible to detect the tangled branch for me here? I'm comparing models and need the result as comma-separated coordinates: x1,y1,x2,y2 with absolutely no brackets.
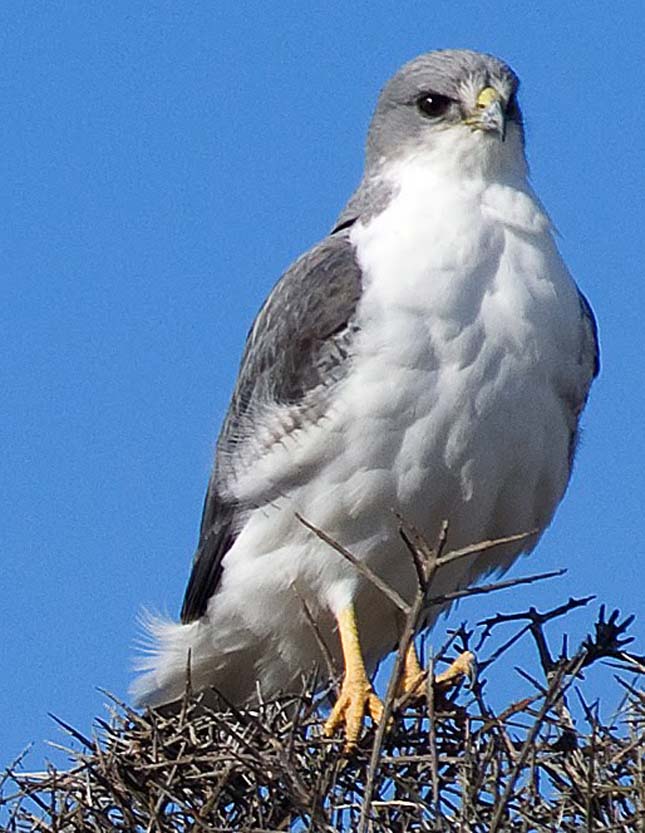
3,522,643,831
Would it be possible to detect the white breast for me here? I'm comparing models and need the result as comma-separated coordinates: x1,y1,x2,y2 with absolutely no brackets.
337,157,586,590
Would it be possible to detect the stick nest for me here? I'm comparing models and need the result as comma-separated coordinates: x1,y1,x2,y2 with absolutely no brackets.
3,599,643,832
3,522,644,831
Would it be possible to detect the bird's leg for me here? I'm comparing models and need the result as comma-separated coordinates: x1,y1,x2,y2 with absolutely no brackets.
396,642,428,700
324,605,384,750
434,651,476,690
397,646,475,703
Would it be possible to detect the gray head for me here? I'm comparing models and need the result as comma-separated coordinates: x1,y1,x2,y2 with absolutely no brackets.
365,49,523,173
335,50,527,228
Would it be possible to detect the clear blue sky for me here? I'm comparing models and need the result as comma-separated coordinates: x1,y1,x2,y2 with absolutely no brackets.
2,2,644,769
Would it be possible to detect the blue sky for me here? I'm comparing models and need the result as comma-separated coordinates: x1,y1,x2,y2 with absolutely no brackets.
2,2,644,769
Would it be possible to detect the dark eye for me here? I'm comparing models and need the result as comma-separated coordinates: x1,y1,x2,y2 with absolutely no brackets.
417,92,452,118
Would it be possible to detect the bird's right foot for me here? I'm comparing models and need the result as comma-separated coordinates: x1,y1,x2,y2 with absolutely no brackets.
324,675,384,751
324,605,384,751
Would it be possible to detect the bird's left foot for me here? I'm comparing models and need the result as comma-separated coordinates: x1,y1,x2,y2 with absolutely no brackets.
434,650,476,690
397,646,476,704
324,675,384,751
396,642,428,701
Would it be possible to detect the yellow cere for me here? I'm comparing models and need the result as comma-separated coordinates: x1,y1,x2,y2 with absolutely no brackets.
476,86,501,108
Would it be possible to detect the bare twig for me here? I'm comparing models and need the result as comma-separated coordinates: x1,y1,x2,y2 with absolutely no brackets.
291,582,339,684
296,514,411,614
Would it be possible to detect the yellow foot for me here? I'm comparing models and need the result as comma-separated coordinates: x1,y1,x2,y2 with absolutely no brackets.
396,643,428,702
434,650,476,690
324,677,384,750
396,648,475,706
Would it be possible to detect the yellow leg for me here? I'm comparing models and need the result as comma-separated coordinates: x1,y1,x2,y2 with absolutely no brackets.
434,651,475,690
324,606,384,750
397,647,475,703
396,642,428,700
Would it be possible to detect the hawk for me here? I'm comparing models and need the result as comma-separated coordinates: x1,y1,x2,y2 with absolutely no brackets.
132,50,599,747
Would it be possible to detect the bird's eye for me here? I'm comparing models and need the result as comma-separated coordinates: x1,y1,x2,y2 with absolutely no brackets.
417,92,452,118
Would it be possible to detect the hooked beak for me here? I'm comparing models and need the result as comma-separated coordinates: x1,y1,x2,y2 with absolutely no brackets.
464,86,507,141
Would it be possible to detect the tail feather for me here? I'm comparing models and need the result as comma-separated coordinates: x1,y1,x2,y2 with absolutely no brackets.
130,611,214,707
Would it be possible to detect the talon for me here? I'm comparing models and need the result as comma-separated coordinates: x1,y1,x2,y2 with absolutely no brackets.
434,650,476,690
324,606,384,751
396,643,428,702
396,646,476,705
324,680,383,749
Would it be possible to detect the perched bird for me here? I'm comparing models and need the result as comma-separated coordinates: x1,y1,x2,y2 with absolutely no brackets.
132,49,598,746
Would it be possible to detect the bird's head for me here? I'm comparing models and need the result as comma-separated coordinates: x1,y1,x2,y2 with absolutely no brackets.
366,50,526,183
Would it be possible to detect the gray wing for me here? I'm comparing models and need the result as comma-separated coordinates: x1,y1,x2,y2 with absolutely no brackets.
181,227,363,623
566,288,599,468
578,289,600,380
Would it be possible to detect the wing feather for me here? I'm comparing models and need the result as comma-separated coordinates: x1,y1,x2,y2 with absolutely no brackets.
181,228,363,623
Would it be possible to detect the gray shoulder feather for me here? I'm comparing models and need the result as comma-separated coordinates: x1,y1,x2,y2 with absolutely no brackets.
181,228,363,622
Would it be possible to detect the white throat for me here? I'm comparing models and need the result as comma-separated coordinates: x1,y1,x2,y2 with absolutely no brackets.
402,121,529,185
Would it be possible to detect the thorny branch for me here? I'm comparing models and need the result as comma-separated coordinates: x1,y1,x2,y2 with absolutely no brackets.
3,521,643,832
